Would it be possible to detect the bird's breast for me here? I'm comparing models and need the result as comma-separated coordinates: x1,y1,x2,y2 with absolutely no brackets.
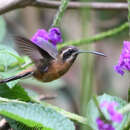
33,60,71,82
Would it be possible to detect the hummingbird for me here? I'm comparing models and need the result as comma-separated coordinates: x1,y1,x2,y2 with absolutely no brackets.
0,36,105,84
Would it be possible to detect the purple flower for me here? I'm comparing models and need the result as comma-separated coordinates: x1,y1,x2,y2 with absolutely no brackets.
31,29,49,43
48,28,63,46
96,118,115,130
96,101,123,130
114,41,130,75
31,27,63,46
100,101,123,123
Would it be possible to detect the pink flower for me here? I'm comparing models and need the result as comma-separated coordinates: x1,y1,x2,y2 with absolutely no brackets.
96,101,123,130
96,118,114,130
100,101,123,123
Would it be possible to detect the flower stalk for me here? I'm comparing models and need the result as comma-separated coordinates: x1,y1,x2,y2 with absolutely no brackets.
52,0,70,27
128,88,130,102
127,0,130,34
58,22,129,49
93,95,106,120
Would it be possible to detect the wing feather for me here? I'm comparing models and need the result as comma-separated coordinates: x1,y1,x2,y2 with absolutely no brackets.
15,36,43,62
33,37,58,59
14,36,58,63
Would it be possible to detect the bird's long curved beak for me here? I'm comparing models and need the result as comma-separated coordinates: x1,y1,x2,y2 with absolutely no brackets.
78,50,106,57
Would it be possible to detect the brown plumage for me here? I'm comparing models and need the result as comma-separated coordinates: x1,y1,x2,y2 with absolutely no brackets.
33,58,72,82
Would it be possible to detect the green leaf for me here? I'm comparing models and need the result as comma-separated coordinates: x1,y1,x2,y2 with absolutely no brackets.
0,46,17,70
0,17,6,42
0,45,24,69
0,45,27,88
0,101,75,130
86,94,128,130
0,83,31,102
123,112,130,130
25,89,39,99
7,118,52,130
0,70,21,88
0,49,25,64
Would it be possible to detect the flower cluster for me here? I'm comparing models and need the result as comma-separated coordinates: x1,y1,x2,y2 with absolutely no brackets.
114,41,130,75
31,27,63,46
100,101,123,123
96,118,114,130
96,101,123,130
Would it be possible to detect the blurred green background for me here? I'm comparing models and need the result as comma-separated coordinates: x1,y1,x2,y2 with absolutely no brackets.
0,0,129,129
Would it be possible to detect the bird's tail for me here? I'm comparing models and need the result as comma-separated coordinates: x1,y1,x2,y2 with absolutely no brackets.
0,71,33,84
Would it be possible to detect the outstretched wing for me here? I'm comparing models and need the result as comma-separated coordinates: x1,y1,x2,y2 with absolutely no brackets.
14,36,58,63
35,37,58,59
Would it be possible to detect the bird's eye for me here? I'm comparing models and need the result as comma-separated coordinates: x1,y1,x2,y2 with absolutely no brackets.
63,51,71,59
63,49,73,61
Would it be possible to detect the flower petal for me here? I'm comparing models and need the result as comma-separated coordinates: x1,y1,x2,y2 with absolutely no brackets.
96,118,115,130
31,29,49,43
114,41,130,75
48,27,63,46
100,101,123,123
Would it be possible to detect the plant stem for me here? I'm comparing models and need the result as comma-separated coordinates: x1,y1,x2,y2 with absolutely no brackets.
128,88,130,102
0,65,4,72
0,97,88,125
52,0,69,27
35,99,88,125
58,22,129,49
119,103,130,130
80,47,94,130
128,0,130,35
80,1,93,130
92,95,106,120
41,102,88,125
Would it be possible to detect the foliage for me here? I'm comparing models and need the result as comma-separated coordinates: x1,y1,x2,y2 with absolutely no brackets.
0,33,76,129
86,94,128,130
0,16,6,42
0,99,75,130
0,0,129,130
